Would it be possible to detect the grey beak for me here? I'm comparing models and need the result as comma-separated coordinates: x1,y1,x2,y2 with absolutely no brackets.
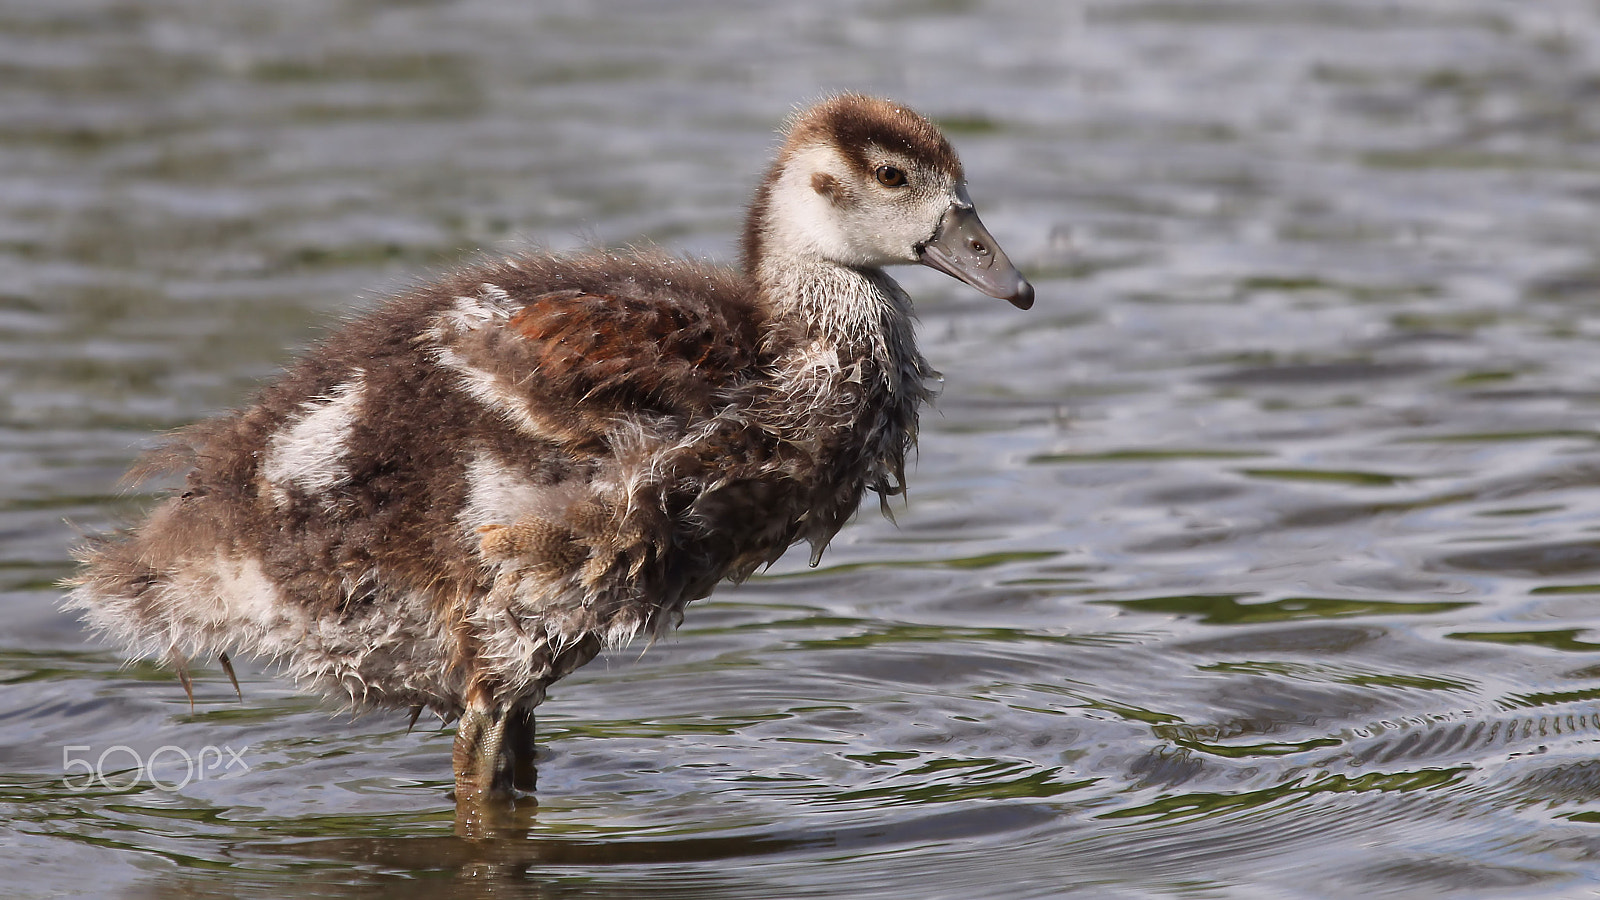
915,201,1034,310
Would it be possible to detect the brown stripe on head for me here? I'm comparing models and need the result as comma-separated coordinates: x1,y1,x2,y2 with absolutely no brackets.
783,94,963,182
742,94,964,274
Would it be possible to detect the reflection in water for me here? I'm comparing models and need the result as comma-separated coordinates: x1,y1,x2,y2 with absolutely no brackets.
6,0,1600,897
267,803,1058,868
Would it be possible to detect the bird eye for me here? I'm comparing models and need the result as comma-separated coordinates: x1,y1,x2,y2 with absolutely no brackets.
875,165,908,188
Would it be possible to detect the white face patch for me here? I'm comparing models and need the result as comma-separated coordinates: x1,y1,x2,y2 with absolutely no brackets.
260,374,366,506
765,142,956,269
768,144,867,265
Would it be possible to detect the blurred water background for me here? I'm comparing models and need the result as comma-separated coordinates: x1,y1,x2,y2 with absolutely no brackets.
6,0,1600,896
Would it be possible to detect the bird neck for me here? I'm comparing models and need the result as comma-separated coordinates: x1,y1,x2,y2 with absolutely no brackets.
739,248,936,560
759,252,896,338
744,244,932,428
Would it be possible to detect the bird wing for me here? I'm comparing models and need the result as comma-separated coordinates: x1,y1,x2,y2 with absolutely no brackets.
411,257,775,649
422,254,764,451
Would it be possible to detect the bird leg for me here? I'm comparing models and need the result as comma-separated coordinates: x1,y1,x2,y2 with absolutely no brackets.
451,700,539,800
453,699,514,805
453,688,541,837
505,705,538,793
452,687,542,794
